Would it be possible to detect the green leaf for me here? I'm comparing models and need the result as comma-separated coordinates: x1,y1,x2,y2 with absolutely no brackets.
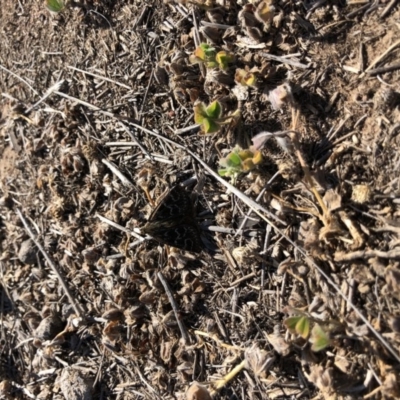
215,51,233,69
218,168,228,177
225,152,242,168
205,60,218,69
310,324,330,352
46,0,66,12
194,103,207,124
205,100,222,119
201,118,220,134
200,43,216,59
284,316,303,334
295,316,310,339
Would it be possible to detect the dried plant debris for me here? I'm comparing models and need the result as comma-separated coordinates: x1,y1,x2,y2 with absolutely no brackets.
1,0,400,399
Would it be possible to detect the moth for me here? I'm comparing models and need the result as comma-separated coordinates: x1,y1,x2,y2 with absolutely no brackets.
141,185,203,253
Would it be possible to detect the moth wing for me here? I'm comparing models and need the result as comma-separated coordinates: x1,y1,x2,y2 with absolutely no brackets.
143,222,203,253
149,185,194,222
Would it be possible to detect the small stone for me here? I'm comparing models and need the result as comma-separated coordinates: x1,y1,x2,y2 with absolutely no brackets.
18,239,38,265
58,369,93,400
34,314,64,341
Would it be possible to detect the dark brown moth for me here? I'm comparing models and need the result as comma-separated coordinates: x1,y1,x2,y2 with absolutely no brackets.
141,185,203,253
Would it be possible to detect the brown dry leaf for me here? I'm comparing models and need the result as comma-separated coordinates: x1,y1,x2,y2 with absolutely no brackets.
57,368,93,400
323,189,342,212
160,341,174,364
238,4,258,28
232,246,253,264
186,382,212,400
244,345,275,378
381,371,400,398
298,218,322,255
268,83,294,111
0,380,12,400
369,257,386,278
101,308,124,322
349,264,375,284
103,321,123,343
266,328,291,356
334,349,351,374
319,215,344,244
385,267,400,301
304,365,336,399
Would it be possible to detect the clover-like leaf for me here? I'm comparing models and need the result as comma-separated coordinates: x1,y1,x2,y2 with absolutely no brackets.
218,146,263,181
215,51,234,70
194,46,207,61
201,118,220,134
200,43,216,58
205,100,222,119
46,0,67,12
218,168,229,177
284,316,303,334
190,44,216,66
225,152,242,168
235,69,256,87
194,103,208,124
295,316,310,339
243,72,256,86
310,324,330,352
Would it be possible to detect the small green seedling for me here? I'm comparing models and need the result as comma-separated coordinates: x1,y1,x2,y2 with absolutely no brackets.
235,69,257,87
285,315,310,339
194,101,242,135
190,43,234,70
194,100,223,134
309,324,331,352
218,145,263,182
284,312,332,352
46,0,69,13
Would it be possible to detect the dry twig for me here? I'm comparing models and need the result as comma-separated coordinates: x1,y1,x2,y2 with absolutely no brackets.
16,209,85,318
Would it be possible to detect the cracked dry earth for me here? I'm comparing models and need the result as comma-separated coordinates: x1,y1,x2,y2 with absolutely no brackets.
1,0,400,399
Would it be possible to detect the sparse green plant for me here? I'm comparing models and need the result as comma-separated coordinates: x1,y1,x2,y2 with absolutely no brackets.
284,311,334,352
46,0,69,13
218,145,263,182
194,100,242,135
194,100,223,134
309,324,331,352
235,68,257,87
189,43,234,70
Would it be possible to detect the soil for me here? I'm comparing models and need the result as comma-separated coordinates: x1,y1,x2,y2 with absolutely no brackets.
1,0,400,399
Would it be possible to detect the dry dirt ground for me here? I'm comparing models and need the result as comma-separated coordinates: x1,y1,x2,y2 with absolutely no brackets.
1,0,400,399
